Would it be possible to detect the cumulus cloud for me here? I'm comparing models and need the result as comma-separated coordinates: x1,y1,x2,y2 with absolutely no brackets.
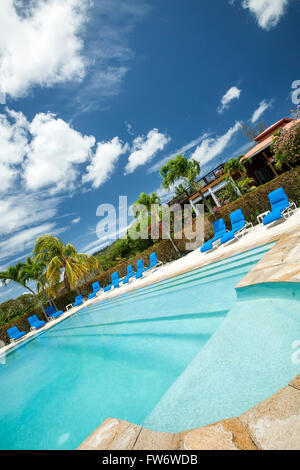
0,0,88,99
218,86,241,114
0,107,132,194
0,109,29,191
251,99,273,123
148,133,209,174
0,193,61,236
125,129,170,174
24,112,95,192
241,0,288,30
191,121,241,167
83,137,129,189
0,223,63,262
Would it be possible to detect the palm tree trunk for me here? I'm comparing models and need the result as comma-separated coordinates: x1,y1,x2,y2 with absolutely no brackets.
64,271,71,292
25,286,48,322
167,232,181,258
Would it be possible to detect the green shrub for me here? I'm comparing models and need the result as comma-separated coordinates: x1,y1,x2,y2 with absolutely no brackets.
207,166,300,229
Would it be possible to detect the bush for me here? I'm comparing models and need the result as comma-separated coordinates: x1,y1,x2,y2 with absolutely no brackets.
207,166,300,229
0,308,45,346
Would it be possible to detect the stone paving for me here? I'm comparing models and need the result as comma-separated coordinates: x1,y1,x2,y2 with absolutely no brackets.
78,375,300,450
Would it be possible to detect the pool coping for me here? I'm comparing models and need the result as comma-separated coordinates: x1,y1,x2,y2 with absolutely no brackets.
78,374,300,450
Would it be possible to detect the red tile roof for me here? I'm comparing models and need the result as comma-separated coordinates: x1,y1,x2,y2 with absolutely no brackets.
240,118,299,163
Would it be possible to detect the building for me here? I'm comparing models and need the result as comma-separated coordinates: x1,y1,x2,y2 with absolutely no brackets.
167,164,229,213
240,118,300,185
167,117,299,212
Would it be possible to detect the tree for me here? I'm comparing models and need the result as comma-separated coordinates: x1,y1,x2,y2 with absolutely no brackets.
160,154,213,215
241,121,267,141
224,155,247,179
174,183,189,197
20,257,57,311
223,155,250,196
133,192,181,256
33,236,100,294
134,192,161,212
0,262,48,321
271,123,300,170
160,155,200,190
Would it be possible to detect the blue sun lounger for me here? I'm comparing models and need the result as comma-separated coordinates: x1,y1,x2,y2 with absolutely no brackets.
28,315,46,330
104,272,120,292
122,265,135,285
220,209,252,245
144,253,163,272
7,326,26,343
45,305,63,319
73,294,84,307
200,218,227,253
135,259,144,279
88,281,101,299
262,187,297,227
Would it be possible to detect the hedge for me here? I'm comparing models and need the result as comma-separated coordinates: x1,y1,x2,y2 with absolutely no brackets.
0,238,184,345
207,166,300,232
0,308,46,346
54,237,187,311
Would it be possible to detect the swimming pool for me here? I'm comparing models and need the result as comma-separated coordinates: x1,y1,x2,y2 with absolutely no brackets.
1,243,299,449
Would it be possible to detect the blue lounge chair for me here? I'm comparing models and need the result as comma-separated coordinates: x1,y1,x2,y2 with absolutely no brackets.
104,272,120,292
73,294,84,307
135,259,144,279
88,281,101,299
28,315,46,330
45,305,63,319
200,219,227,253
122,265,135,285
220,209,253,245
144,253,163,272
7,326,26,343
262,187,297,227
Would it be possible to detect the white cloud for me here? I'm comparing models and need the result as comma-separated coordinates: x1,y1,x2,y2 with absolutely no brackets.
191,121,242,167
0,108,29,191
0,193,61,236
83,137,128,189
218,86,241,114
73,0,151,111
242,0,288,30
125,129,170,174
0,223,63,262
148,133,209,174
24,112,95,192
72,217,81,224
0,0,88,99
251,99,273,123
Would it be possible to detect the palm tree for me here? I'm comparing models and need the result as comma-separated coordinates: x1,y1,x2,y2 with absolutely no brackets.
134,192,181,257
160,155,200,190
134,192,161,213
20,257,57,312
223,155,247,196
174,183,189,197
33,236,100,294
0,262,48,321
160,154,213,215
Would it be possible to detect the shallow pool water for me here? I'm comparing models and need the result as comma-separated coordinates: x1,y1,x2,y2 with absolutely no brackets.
1,243,297,449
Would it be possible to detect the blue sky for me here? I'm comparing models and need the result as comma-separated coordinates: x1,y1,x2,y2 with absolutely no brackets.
0,0,299,301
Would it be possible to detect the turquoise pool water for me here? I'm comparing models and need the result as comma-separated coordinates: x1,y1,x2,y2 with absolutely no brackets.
0,243,299,449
